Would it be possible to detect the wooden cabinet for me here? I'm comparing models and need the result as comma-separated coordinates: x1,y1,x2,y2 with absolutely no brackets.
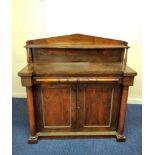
18,34,137,143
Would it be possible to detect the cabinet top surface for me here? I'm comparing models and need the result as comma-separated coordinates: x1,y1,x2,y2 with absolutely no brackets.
18,62,137,77
25,34,129,49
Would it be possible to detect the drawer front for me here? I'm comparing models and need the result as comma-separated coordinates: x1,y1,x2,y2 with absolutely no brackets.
33,77,122,84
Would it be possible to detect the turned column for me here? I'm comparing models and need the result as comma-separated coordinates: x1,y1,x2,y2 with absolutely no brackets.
118,86,128,129
116,86,129,141
26,87,38,143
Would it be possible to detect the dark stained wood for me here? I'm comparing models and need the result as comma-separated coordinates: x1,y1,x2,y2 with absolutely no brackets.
41,86,71,127
26,44,129,49
26,34,128,47
117,86,129,135
26,48,33,64
123,76,134,86
33,85,44,131
123,66,137,76
18,62,137,77
18,34,137,143
26,87,38,143
32,62,125,75
77,84,121,130
33,84,77,131
32,48,124,63
18,65,33,77
34,77,121,83
84,85,112,126
123,48,128,65
21,77,32,86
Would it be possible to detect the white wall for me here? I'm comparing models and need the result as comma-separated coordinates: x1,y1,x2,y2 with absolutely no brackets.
13,0,45,97
13,0,142,102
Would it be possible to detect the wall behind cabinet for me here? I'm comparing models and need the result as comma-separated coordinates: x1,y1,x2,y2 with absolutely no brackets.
12,0,142,103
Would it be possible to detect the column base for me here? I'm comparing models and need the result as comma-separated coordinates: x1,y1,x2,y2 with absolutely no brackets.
28,135,38,144
116,134,126,142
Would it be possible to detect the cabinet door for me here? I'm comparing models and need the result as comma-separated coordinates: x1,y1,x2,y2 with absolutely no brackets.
77,83,121,131
33,84,76,131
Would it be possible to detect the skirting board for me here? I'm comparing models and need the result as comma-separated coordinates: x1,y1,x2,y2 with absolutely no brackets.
127,99,142,104
12,92,26,98
12,92,142,104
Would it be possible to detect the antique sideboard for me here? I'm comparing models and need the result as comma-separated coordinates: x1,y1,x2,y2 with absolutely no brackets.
18,34,137,144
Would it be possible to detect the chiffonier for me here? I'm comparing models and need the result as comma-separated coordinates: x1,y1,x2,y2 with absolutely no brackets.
18,34,137,144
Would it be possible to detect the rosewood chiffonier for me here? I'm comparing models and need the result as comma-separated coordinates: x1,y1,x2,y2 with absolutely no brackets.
18,34,137,144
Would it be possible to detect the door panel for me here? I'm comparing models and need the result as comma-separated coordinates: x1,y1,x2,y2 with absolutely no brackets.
33,84,76,131
84,86,113,126
78,84,121,130
42,87,71,127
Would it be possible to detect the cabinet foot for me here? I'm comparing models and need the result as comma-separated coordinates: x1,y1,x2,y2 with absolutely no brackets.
116,134,126,142
28,136,38,144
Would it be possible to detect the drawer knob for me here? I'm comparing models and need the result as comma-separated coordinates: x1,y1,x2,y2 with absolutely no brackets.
77,106,80,110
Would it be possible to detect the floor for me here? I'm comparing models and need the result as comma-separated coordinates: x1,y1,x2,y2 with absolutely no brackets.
12,98,142,155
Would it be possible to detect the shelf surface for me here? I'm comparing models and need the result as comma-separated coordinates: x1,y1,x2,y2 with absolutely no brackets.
18,62,137,77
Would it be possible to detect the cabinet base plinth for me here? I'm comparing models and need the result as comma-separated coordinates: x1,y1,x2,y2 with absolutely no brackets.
28,136,38,144
116,134,126,142
27,132,127,143
37,131,117,137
